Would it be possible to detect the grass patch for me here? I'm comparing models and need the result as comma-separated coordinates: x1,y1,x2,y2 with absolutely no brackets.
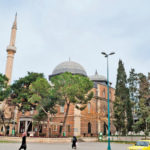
0,140,18,143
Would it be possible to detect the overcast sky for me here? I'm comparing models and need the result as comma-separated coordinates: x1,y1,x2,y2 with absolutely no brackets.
0,0,150,87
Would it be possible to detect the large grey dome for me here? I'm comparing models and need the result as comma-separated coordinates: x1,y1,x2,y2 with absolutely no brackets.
89,70,107,82
51,60,87,76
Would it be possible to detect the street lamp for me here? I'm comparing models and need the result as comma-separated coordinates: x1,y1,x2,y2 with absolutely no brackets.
101,51,115,150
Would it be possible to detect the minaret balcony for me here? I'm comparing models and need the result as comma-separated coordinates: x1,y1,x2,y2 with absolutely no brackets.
6,45,16,53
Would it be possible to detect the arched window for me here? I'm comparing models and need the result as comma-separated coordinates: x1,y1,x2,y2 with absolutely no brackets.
109,91,111,99
59,125,63,134
88,122,91,134
68,125,71,132
103,90,105,97
88,103,91,113
53,125,57,131
60,105,64,113
103,122,107,135
97,85,100,97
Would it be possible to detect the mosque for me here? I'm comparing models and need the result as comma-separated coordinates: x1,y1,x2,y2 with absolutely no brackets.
0,15,116,137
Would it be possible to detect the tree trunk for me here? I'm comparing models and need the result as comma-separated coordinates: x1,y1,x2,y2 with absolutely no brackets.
46,112,50,138
59,102,70,137
37,122,40,137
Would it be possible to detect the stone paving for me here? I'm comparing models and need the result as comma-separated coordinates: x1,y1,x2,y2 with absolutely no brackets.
1,142,131,150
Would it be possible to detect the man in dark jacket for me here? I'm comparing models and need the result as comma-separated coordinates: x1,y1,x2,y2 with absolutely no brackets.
72,136,77,149
19,132,27,150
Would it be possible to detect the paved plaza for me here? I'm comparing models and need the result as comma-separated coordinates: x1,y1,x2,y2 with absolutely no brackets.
1,142,131,150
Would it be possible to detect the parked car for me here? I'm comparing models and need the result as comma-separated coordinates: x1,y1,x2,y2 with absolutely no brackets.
128,140,150,150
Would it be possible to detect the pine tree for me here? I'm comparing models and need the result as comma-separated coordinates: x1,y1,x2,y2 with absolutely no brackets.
114,60,133,134
126,88,133,132
128,69,138,114
114,60,126,134
133,73,150,136
113,96,125,134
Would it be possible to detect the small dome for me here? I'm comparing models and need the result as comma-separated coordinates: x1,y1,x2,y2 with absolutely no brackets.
51,60,87,77
89,70,107,82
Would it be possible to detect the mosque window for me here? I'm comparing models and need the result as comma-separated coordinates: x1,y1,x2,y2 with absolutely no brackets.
88,122,91,134
96,85,100,97
59,126,63,134
109,91,111,98
88,103,91,113
60,105,64,113
68,125,71,132
53,125,57,131
103,90,105,97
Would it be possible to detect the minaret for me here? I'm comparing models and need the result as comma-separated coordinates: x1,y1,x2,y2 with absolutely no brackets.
5,13,17,85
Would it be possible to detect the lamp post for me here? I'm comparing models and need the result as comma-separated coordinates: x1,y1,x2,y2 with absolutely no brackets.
101,52,115,150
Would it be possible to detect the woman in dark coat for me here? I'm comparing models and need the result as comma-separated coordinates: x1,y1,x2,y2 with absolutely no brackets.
72,136,77,149
19,132,27,150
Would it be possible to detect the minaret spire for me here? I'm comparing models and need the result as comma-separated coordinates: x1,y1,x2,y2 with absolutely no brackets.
9,12,17,46
12,13,17,29
95,69,98,75
5,14,17,85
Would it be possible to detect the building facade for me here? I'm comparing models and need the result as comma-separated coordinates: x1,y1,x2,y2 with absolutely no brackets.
0,15,116,137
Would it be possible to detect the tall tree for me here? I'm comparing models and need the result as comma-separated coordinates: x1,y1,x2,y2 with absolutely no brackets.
29,77,57,137
0,73,12,135
128,69,138,115
114,60,133,134
133,73,150,137
138,73,150,100
0,73,10,101
11,72,43,112
50,72,93,136
126,90,133,132
113,96,125,134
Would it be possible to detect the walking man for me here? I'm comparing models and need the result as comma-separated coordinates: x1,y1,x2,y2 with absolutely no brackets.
19,132,27,150
72,136,77,149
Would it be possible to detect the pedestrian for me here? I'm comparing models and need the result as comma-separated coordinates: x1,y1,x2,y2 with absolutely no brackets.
19,132,27,150
72,136,77,149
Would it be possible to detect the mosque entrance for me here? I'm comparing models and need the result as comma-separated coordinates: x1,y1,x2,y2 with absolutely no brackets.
103,122,108,135
19,117,33,135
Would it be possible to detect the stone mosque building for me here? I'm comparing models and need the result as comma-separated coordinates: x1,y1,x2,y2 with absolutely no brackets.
0,15,116,137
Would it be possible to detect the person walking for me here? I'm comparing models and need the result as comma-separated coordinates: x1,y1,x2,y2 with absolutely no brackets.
19,132,27,150
72,136,77,149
